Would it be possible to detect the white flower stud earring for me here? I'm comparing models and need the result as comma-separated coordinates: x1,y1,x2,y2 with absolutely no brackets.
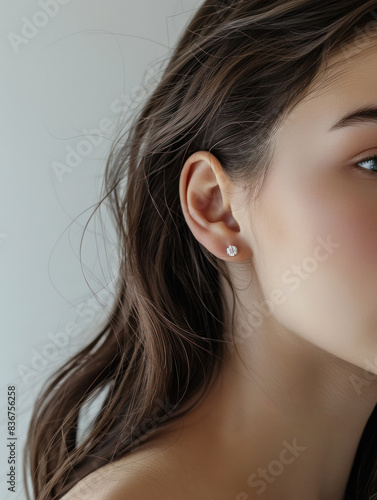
226,244,238,257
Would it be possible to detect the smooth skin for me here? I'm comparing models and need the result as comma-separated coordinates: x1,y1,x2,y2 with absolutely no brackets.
63,38,377,500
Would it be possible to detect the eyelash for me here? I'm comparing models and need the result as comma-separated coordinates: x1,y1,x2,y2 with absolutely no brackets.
352,154,377,177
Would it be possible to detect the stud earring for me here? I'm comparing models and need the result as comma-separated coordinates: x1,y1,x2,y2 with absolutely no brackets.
226,244,238,257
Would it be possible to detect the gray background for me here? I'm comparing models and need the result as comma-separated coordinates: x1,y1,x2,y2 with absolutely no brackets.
0,0,200,497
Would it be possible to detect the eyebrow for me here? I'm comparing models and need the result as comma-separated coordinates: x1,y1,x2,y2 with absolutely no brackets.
328,105,377,132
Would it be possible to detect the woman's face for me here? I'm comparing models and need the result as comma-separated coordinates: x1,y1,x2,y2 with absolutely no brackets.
242,39,377,373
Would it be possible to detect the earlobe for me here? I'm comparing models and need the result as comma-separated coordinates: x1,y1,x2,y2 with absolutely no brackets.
179,151,247,261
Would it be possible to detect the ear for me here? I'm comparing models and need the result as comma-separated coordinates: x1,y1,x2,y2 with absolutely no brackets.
179,151,251,261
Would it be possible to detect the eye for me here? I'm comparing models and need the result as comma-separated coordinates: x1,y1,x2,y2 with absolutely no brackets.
353,154,377,177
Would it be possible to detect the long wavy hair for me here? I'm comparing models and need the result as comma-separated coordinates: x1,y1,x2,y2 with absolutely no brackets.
23,1,377,498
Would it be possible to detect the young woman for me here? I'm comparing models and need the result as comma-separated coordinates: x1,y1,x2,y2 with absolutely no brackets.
24,1,377,498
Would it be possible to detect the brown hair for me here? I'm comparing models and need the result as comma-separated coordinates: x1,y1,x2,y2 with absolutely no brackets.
23,1,377,498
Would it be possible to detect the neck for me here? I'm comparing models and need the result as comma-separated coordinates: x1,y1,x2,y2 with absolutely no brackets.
167,270,377,499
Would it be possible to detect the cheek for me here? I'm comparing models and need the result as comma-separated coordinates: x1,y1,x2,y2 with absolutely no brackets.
253,173,377,365
306,181,377,300
337,205,377,286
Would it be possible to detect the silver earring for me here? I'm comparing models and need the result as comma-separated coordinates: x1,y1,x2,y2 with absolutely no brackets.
226,244,238,257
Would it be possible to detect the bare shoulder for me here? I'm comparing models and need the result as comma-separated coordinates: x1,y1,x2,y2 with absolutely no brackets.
60,438,192,500
60,469,168,500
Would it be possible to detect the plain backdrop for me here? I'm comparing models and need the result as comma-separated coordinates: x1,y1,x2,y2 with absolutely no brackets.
0,0,200,497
